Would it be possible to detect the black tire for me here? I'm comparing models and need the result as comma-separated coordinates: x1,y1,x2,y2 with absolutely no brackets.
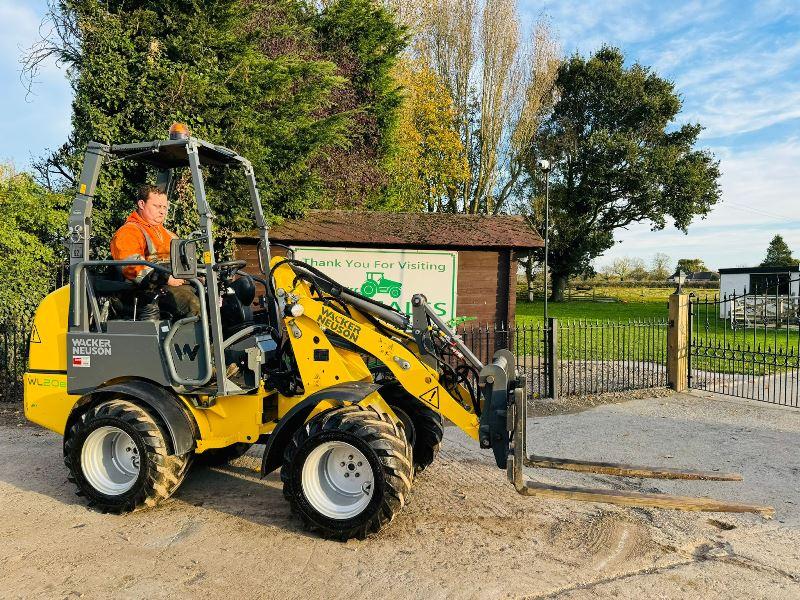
381,383,444,473
390,405,417,449
194,442,254,467
64,399,192,513
281,404,413,540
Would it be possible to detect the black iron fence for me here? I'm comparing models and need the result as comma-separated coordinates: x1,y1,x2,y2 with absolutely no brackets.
1,316,670,404
690,289,800,407
1,318,30,404
553,318,668,396
459,318,668,399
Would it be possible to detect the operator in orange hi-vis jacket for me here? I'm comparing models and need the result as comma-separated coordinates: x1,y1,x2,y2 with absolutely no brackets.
110,183,200,318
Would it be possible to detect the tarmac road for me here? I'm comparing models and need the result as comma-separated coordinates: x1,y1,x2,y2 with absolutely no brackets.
1,392,798,599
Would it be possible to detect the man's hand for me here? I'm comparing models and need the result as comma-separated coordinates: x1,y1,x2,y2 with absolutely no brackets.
167,276,185,287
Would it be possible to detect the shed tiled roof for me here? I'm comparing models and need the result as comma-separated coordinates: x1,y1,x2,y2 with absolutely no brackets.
238,210,542,249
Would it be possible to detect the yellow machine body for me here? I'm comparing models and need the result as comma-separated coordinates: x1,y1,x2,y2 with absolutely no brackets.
23,257,478,454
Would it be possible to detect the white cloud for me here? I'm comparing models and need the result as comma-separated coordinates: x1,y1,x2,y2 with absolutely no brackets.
527,0,800,139
0,2,39,62
598,138,800,269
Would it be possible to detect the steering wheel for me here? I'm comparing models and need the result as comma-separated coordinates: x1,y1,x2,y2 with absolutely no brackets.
212,260,248,281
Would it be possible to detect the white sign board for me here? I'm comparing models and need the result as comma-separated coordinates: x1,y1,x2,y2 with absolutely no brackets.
292,246,458,321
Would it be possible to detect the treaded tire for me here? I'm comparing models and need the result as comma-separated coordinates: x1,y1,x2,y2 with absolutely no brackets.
194,442,254,467
281,404,413,540
381,382,444,473
64,399,192,513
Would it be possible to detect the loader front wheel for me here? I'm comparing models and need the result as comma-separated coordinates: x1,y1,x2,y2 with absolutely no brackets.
381,383,444,473
281,404,413,540
64,399,191,513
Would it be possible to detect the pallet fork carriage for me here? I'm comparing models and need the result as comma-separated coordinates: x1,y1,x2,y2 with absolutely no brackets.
24,126,772,541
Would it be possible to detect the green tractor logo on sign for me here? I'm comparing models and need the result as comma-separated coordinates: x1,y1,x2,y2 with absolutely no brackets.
360,272,402,299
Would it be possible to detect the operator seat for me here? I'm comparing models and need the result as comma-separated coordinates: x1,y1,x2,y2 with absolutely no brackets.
220,274,256,337
90,267,166,322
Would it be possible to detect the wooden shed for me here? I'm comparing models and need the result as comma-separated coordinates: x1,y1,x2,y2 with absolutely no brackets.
235,210,543,325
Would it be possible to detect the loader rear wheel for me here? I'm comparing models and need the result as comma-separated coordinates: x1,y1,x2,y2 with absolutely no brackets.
194,442,253,467
281,404,413,540
64,399,191,513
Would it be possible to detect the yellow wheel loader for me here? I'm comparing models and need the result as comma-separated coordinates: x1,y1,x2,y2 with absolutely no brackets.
24,127,772,540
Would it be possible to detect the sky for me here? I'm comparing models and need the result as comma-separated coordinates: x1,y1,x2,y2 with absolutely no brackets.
1,1,799,272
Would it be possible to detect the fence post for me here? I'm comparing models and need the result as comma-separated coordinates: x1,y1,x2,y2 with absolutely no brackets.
547,317,559,399
667,293,689,392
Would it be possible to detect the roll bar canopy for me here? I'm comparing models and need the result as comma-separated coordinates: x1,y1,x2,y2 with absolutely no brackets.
67,134,271,397
108,138,246,169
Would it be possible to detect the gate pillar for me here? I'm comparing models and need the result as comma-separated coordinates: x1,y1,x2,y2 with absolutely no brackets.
667,293,690,392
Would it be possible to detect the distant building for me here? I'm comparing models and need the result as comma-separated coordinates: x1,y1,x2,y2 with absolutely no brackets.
687,270,718,282
717,266,800,317
234,210,543,325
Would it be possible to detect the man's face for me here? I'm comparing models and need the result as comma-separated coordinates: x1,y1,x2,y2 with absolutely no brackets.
137,192,169,226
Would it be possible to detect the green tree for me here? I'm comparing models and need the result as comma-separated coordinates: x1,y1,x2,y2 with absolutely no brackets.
0,165,69,320
311,0,408,209
526,47,721,301
677,258,707,275
760,235,797,267
382,57,468,211
25,0,351,248
650,252,672,280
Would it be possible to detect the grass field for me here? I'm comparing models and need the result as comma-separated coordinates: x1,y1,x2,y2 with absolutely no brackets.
515,286,719,323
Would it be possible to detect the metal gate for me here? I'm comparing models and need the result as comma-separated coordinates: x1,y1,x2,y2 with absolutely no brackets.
689,289,800,407
459,318,669,401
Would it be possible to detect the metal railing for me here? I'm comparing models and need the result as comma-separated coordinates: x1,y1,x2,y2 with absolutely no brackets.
690,289,800,407
1,318,30,403
554,318,668,397
1,317,670,404
458,318,668,400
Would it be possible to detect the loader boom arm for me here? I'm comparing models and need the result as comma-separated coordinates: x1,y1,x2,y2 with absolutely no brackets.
271,259,481,440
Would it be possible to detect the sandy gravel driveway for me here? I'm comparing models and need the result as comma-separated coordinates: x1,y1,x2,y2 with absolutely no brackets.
1,392,799,599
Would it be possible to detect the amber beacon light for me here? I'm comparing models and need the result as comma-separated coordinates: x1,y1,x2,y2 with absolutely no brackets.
169,122,190,140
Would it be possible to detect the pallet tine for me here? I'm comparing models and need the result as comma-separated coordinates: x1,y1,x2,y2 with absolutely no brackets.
508,376,774,517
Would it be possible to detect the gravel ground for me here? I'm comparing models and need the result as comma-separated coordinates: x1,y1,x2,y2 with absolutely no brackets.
1,391,799,599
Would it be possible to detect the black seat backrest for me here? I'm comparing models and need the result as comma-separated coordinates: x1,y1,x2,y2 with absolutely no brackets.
221,275,256,337
232,275,256,307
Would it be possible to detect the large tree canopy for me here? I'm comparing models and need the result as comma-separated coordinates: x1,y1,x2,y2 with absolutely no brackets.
312,0,408,209
382,57,468,212
526,47,721,300
26,0,405,248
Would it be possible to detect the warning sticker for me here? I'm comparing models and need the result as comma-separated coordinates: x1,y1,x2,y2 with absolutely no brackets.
72,356,91,368
419,387,439,409
30,325,42,344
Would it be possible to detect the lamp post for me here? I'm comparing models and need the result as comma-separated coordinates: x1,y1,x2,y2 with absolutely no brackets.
670,268,687,294
538,159,552,321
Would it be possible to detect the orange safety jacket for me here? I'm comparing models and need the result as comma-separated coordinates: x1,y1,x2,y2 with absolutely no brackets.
110,211,176,282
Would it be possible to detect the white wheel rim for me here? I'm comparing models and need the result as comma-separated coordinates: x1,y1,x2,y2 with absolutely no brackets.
301,441,374,520
81,426,140,496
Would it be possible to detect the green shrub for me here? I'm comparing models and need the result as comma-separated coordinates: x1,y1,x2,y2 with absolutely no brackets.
0,166,69,321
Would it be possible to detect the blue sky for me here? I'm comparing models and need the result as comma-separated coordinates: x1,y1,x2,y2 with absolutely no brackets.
1,1,799,271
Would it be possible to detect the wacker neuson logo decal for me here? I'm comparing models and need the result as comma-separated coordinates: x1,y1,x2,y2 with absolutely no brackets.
72,338,112,356
317,306,362,342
